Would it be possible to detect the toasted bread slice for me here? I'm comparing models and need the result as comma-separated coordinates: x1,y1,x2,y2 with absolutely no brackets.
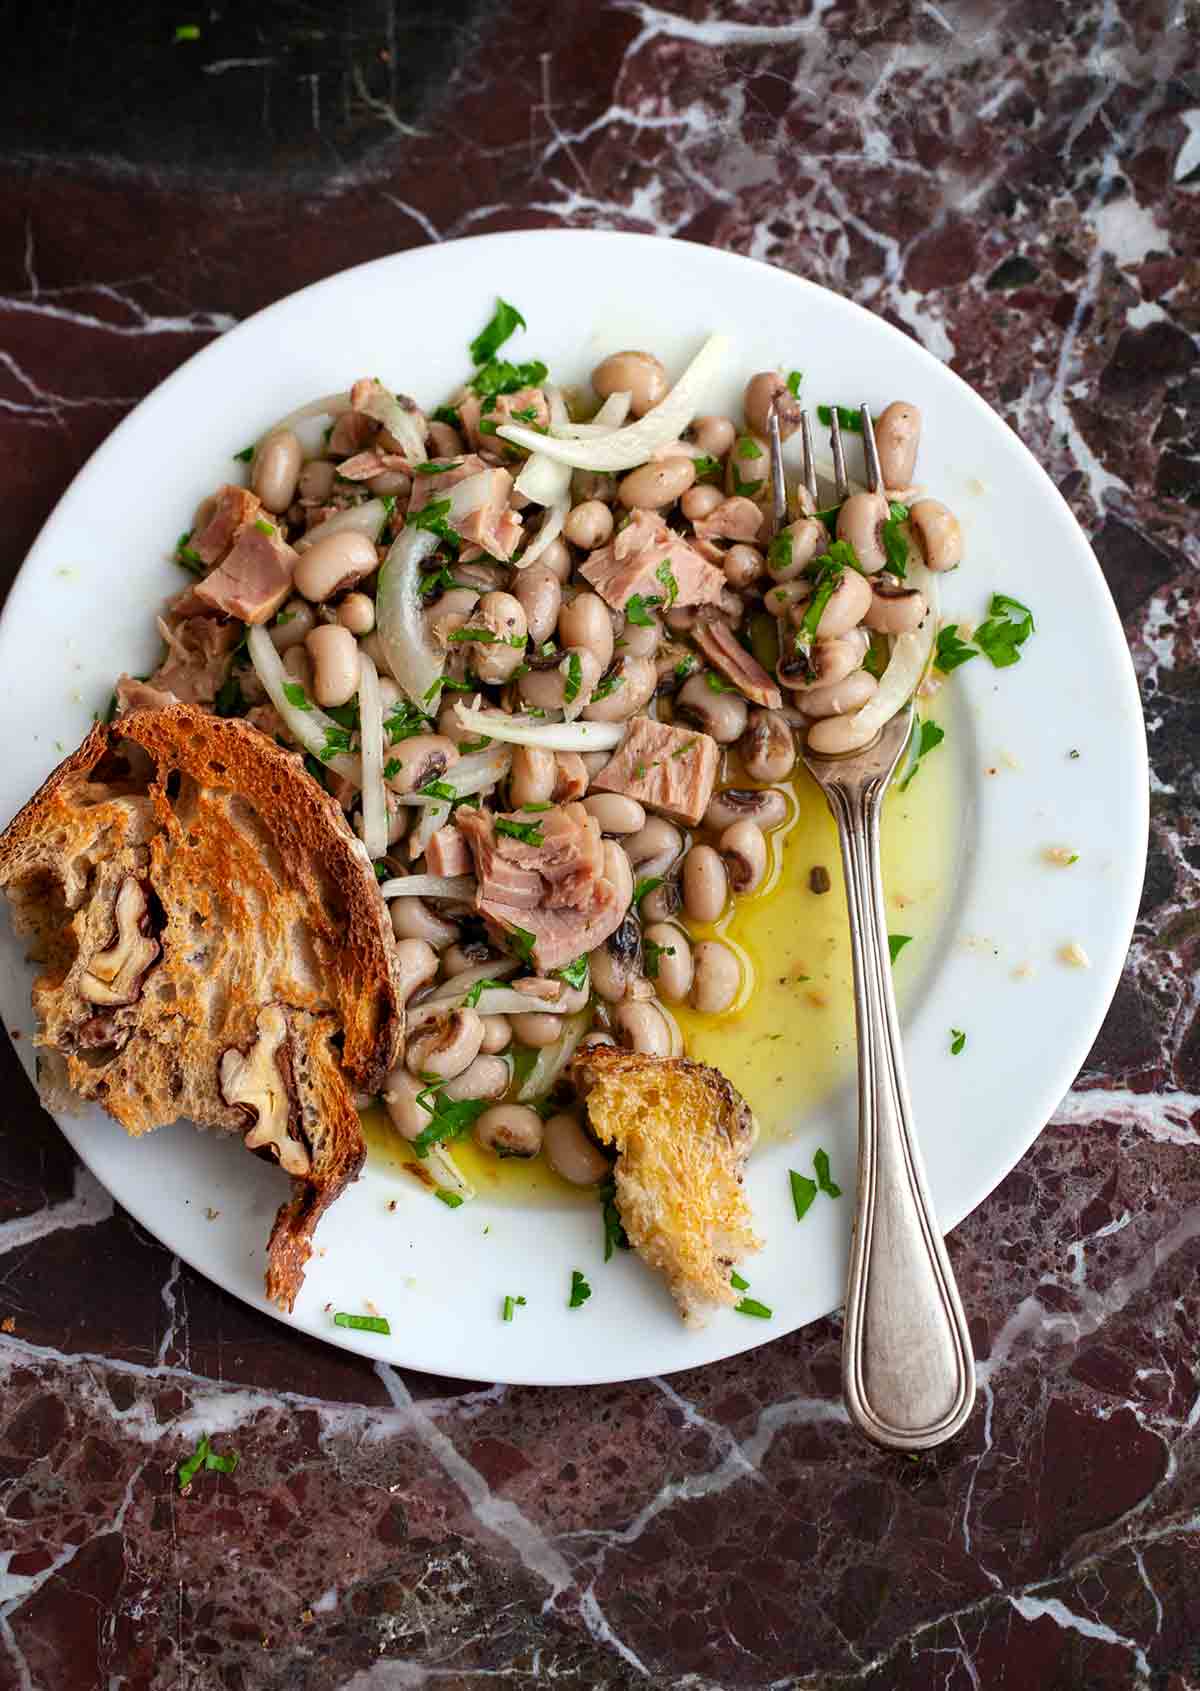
570,1046,761,1323
0,704,403,1310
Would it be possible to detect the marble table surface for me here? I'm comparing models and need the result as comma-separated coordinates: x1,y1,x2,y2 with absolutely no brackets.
0,3,1197,1686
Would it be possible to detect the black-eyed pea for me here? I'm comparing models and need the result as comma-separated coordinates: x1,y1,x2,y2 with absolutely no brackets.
836,491,890,574
390,895,459,949
623,817,683,880
689,940,740,1014
581,655,657,722
392,938,439,1004
681,484,725,523
743,371,801,440
473,1104,543,1159
617,457,696,511
690,415,736,458
682,844,727,924
797,669,879,720
724,544,765,589
558,590,614,673
298,460,335,503
676,671,748,744
767,517,826,582
740,710,797,782
591,350,667,417
601,839,634,915
270,597,316,652
511,564,562,644
427,420,463,456
862,581,929,634
719,820,768,894
510,1011,564,1049
643,921,693,1003
537,535,573,582
510,745,557,807
584,794,646,835
295,529,380,602
384,733,460,794
305,624,359,708
404,1007,485,1080
543,1112,610,1185
704,788,789,831
442,1054,511,1102
479,1014,512,1054
336,592,376,636
876,401,922,489
251,428,304,513
909,499,962,571
613,999,672,1055
563,500,614,549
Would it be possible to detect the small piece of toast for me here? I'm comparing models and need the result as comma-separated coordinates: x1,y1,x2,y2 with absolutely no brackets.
570,1046,761,1323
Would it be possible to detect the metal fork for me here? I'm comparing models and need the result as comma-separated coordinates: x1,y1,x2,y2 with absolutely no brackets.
768,401,975,1450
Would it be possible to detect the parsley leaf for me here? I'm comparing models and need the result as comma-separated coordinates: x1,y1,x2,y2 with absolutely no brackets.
897,719,945,792
510,405,538,422
233,444,255,462
591,673,623,701
435,1189,464,1209
888,933,912,964
880,502,910,578
432,404,462,431
730,1270,750,1291
178,1435,239,1493
950,1028,966,1055
974,593,1035,668
496,816,544,845
320,722,354,763
813,1147,841,1198
509,926,537,965
599,1175,629,1260
795,557,843,659
568,1270,592,1309
254,517,276,537
643,937,677,979
385,701,433,743
790,1168,818,1221
420,779,458,802
471,358,548,399
691,454,721,480
175,532,206,574
767,530,792,572
502,1293,527,1322
633,876,663,912
562,650,583,705
817,403,863,433
934,624,979,673
655,558,679,609
461,977,505,1009
557,954,589,992
413,460,461,476
735,1297,773,1319
406,497,461,549
333,1312,391,1335
469,299,527,366
283,681,312,712
786,369,803,397
735,434,761,461
411,1082,491,1157
625,593,661,628
670,736,698,760
705,671,736,694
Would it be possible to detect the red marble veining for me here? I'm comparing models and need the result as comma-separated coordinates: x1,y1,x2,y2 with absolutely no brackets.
1,1,1198,1686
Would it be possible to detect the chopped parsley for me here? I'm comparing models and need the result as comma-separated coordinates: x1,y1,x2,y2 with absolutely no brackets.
897,719,945,792
496,816,544,845
469,299,527,367
817,403,863,432
568,1270,592,1309
385,701,433,743
557,954,589,992
813,1147,841,1198
705,671,736,694
282,681,312,712
950,1028,966,1055
734,1298,773,1319
888,934,912,964
502,1293,527,1322
735,435,761,461
880,502,910,578
411,1082,491,1156
173,23,201,42
790,1169,818,1221
333,1312,392,1335
447,626,525,647
462,977,505,1008
814,504,842,532
633,876,663,911
178,1435,238,1493
599,1175,629,1260
643,937,676,978
413,460,461,476
254,517,276,537
232,443,254,462
406,497,461,548
786,369,803,397
767,530,792,572
933,624,978,673
319,722,354,764
521,800,553,812
382,758,401,780
591,673,623,701
510,405,538,423
435,1189,464,1209
509,925,537,965
974,593,1035,668
691,454,721,480
432,404,462,431
730,1270,750,1291
214,673,243,718
863,636,888,679
794,561,842,659
471,358,549,399
674,654,698,682
670,736,698,759
625,593,661,627
655,558,679,609
175,532,205,574
562,650,583,705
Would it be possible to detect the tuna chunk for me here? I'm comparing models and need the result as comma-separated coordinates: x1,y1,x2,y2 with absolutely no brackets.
425,825,473,879
115,676,178,714
457,803,623,972
190,484,262,566
692,496,764,544
591,715,719,827
334,449,409,482
194,519,298,624
149,607,240,706
458,387,550,454
692,618,782,710
581,510,725,612
327,410,377,458
408,455,521,562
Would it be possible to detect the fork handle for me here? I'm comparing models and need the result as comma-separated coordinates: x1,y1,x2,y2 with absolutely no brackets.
826,777,976,1449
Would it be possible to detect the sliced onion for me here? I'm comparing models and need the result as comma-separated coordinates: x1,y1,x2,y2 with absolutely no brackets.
423,959,521,1004
516,1010,591,1101
420,1142,475,1201
411,798,451,857
357,651,388,860
560,653,586,724
457,987,573,1017
247,625,362,784
389,740,511,806
553,390,633,437
375,477,507,706
496,335,727,471
379,875,476,900
452,705,624,752
356,381,426,463
514,450,571,506
812,556,940,753
515,494,569,568
268,390,352,436
295,497,391,552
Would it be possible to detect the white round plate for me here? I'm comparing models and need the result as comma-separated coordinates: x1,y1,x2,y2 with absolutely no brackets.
0,232,1146,1385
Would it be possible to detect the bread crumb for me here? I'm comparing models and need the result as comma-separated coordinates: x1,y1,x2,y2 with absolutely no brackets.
387,1198,398,1212
1044,846,1079,866
1,1316,14,1334
1012,961,1036,980
1059,941,1091,968
365,1300,381,1317
205,1207,220,1221
967,477,987,496
806,990,828,1009
1000,749,1021,771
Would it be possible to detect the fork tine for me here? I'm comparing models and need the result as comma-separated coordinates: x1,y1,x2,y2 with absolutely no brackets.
767,402,788,537
800,410,818,506
829,407,849,502
860,403,882,494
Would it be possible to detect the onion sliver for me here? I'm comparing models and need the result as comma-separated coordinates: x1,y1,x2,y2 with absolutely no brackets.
496,334,727,471
267,390,352,437
516,493,569,568
419,1142,475,1200
458,988,572,1018
295,497,391,552
378,875,476,900
551,390,632,438
354,381,426,463
516,1010,590,1101
424,959,521,1003
376,525,443,705
452,705,623,752
411,798,450,857
247,624,362,784
358,651,388,860
514,450,571,507
807,555,939,754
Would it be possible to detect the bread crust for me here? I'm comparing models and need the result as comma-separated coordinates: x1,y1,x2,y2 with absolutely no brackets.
0,704,403,1310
